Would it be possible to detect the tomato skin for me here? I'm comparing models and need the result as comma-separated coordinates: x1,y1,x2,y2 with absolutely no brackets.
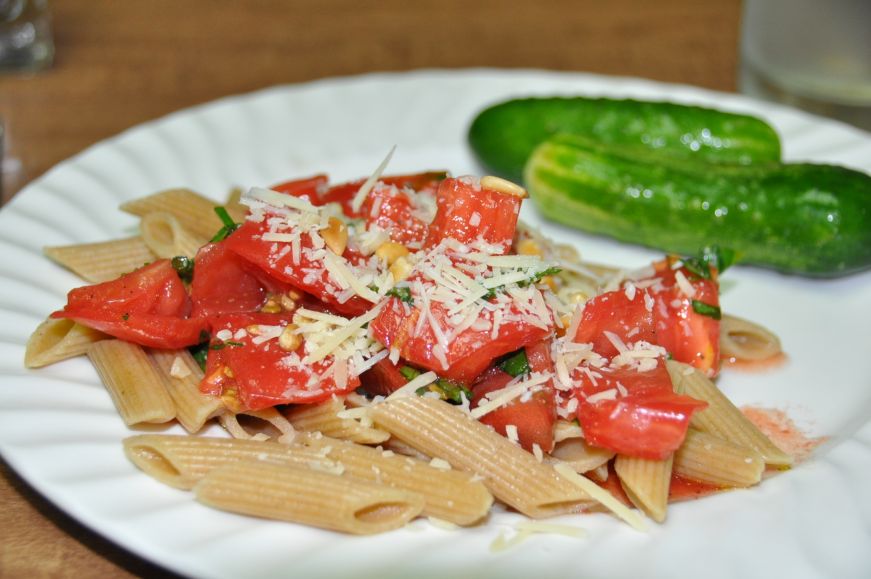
573,360,706,460
361,184,429,247
424,177,523,252
358,357,409,397
369,296,551,385
204,312,358,411
270,175,329,204
573,289,656,358
52,260,207,349
471,366,556,453
223,219,372,317
190,242,274,319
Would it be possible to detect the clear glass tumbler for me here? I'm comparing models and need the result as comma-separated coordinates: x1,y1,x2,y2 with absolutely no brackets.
0,0,53,72
739,0,871,130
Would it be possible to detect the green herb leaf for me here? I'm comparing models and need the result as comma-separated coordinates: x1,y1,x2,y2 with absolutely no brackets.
683,246,737,279
386,286,414,304
416,379,472,405
210,340,245,350
189,343,209,371
498,349,530,377
399,365,422,381
691,300,722,320
210,207,240,242
171,255,195,282
121,313,130,321
484,266,562,300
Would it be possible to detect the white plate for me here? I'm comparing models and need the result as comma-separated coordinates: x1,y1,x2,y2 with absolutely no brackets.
1,69,870,579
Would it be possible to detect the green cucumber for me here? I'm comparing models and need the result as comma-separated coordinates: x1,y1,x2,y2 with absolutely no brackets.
468,97,782,183
525,135,871,277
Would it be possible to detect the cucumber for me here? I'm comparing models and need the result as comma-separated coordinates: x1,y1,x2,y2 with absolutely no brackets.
468,97,782,183
525,135,871,277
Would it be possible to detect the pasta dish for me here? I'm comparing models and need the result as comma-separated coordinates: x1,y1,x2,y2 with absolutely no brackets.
25,162,788,537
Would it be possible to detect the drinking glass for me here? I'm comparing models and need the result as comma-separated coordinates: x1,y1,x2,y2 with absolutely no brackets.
0,0,53,72
739,0,871,130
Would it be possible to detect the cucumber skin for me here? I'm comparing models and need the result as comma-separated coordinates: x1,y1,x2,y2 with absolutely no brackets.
469,97,782,183
525,136,871,277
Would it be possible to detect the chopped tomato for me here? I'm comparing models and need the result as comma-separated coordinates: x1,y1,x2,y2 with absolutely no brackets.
651,263,721,376
51,260,207,349
270,175,328,204
424,177,524,252
573,360,706,460
573,264,720,376
358,357,410,397
370,295,551,384
190,242,291,319
573,288,656,358
471,366,556,453
320,172,446,219
203,312,358,410
360,183,430,247
223,219,373,317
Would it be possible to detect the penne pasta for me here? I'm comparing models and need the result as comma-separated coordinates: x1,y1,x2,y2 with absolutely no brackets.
720,314,782,362
139,212,208,258
87,340,175,425
195,460,424,535
123,434,492,525
120,188,245,240
666,361,793,466
285,396,390,444
25,317,109,368
548,438,615,474
147,349,223,433
369,396,596,518
614,454,673,523
673,429,765,488
44,236,157,283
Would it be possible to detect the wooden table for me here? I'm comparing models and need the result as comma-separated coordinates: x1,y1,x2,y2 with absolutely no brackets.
0,1,741,575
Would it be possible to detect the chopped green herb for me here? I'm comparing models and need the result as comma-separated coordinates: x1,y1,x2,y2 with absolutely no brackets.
683,246,737,279
189,343,209,371
171,255,195,282
691,300,722,320
210,340,245,350
121,313,130,321
498,349,530,377
386,286,414,304
416,378,472,405
484,266,563,300
399,365,422,381
210,206,240,242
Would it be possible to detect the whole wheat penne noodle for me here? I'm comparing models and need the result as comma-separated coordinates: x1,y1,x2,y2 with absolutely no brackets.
666,361,792,466
139,212,208,259
720,314,782,362
147,349,222,433
123,434,492,525
285,396,390,444
44,236,157,283
547,438,614,474
369,396,595,518
298,432,492,525
87,340,175,425
614,454,673,523
25,317,109,368
237,407,297,442
195,460,424,535
120,188,240,240
673,429,765,488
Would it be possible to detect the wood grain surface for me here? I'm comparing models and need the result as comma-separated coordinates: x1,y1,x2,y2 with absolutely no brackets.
0,0,740,576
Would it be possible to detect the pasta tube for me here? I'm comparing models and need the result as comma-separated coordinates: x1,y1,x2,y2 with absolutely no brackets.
195,460,424,535
369,396,595,518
